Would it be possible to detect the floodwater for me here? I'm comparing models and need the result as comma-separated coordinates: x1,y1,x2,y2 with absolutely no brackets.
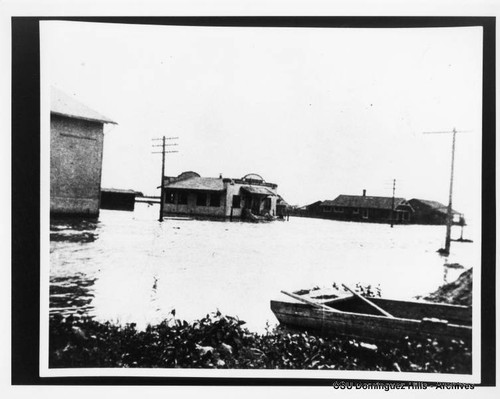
49,203,479,332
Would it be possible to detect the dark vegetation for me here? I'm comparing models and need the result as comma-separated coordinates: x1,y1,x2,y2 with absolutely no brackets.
50,314,471,372
49,278,472,372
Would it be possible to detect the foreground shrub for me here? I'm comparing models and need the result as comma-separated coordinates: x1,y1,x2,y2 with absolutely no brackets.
49,311,471,373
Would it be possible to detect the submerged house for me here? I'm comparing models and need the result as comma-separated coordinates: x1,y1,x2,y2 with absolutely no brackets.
50,88,117,217
408,199,464,225
318,190,413,224
161,172,279,220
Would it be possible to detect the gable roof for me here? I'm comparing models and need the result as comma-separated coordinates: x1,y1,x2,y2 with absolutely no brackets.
322,195,407,210
165,176,225,192
277,195,290,207
304,200,323,209
51,87,117,125
241,185,276,196
409,198,446,209
409,198,459,215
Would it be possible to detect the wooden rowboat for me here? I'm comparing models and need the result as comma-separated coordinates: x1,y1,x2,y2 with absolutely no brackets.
270,286,472,342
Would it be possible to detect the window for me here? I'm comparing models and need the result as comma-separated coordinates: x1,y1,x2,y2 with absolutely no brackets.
165,191,175,204
323,206,332,212
209,193,220,207
232,195,241,208
196,193,207,206
362,209,369,219
334,207,344,213
178,192,188,205
353,208,359,214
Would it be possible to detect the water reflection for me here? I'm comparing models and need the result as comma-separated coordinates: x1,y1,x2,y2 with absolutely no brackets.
50,273,96,317
50,217,99,243
50,217,100,317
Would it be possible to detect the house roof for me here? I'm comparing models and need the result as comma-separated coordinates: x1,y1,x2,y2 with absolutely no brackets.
241,186,276,196
409,198,459,215
165,176,225,192
409,198,448,209
322,195,407,210
305,200,323,208
277,195,290,207
51,87,117,125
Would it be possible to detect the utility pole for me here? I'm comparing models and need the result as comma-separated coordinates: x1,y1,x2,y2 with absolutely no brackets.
390,178,396,228
152,136,179,222
423,128,469,255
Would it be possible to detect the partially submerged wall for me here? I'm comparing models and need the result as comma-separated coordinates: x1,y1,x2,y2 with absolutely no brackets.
50,114,104,217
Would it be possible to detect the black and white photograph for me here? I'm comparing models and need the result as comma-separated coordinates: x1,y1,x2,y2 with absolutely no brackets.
5,2,497,394
40,19,483,379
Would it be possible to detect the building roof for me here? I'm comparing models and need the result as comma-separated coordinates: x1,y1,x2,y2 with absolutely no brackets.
277,195,290,207
241,185,276,196
322,195,407,210
101,188,138,195
304,200,323,208
409,198,459,215
409,198,446,209
165,176,225,192
51,87,117,125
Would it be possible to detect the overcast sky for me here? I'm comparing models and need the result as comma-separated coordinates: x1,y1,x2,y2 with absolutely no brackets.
41,21,482,221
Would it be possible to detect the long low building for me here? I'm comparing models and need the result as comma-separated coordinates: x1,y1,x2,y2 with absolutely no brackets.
318,190,413,224
161,171,279,220
299,190,464,225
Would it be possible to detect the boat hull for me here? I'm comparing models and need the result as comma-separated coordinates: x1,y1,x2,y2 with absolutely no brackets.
270,298,472,343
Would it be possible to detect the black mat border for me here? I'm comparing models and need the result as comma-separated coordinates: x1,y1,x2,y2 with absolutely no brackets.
11,16,496,386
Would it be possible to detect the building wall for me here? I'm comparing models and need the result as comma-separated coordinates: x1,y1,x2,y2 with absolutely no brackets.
100,191,136,211
163,191,227,217
50,114,104,217
319,206,411,224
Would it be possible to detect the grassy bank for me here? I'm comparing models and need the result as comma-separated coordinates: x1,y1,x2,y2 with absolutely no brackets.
50,311,471,372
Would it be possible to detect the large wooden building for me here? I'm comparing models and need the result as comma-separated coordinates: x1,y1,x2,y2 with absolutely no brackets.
50,88,117,217
162,172,279,220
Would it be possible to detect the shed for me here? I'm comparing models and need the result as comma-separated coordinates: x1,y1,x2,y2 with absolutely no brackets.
100,188,138,211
